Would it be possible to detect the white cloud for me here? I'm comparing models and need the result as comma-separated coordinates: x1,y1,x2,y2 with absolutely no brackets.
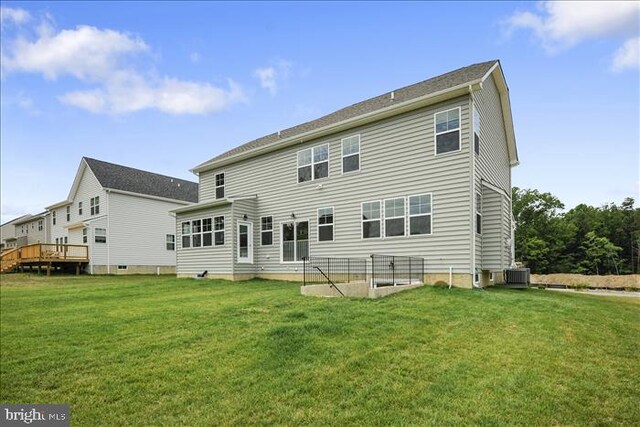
1,20,246,115
254,67,277,95
612,37,640,72
253,59,293,96
506,1,639,70
0,7,31,25
189,52,201,64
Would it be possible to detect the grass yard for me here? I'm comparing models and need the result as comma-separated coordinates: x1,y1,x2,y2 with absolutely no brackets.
1,274,639,425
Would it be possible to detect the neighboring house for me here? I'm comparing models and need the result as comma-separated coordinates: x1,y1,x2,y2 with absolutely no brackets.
174,60,518,287
11,212,50,246
0,215,32,250
45,157,198,274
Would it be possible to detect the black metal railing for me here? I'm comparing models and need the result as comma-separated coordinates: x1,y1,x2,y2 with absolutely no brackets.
303,257,369,286
370,254,424,287
303,255,425,288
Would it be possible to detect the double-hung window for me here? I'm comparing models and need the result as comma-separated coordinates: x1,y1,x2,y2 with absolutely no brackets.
362,201,381,239
385,198,405,237
215,173,225,199
191,220,202,247
435,108,461,155
409,194,432,235
318,207,334,242
181,222,191,248
95,228,106,243
66,206,71,222
202,218,213,247
78,201,83,216
473,105,480,155
261,216,273,246
38,220,43,231
341,135,360,173
166,234,175,251
82,228,88,244
297,144,329,182
52,211,56,225
214,216,225,246
90,196,100,215
476,192,482,234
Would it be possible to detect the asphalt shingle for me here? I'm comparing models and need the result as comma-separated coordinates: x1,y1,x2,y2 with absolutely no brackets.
195,60,498,169
84,158,198,203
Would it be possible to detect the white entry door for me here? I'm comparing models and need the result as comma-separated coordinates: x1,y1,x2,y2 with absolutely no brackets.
237,222,253,263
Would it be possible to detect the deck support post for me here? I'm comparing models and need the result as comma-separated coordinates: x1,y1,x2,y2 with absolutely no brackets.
76,264,80,276
46,263,51,277
38,265,41,275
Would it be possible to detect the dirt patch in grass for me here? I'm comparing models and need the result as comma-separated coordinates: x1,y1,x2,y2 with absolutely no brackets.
531,273,640,289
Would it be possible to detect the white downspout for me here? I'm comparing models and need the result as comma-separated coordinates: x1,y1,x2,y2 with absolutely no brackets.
106,190,110,274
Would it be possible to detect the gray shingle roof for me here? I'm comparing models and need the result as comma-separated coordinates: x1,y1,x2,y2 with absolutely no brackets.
196,60,498,169
84,157,198,203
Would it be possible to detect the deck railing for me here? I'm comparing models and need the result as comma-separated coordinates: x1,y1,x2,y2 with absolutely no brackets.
1,244,89,272
302,256,369,286
370,254,424,286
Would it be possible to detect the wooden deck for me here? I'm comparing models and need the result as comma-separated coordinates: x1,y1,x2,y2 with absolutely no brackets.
1,243,89,275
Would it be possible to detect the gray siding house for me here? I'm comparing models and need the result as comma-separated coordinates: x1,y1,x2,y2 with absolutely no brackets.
174,60,518,287
46,157,198,274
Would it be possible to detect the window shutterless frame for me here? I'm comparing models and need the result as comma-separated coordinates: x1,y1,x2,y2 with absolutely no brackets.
341,134,361,174
383,197,406,238
215,172,225,199
317,207,334,242
360,200,382,240
296,144,330,183
434,106,462,156
408,193,433,236
260,216,273,246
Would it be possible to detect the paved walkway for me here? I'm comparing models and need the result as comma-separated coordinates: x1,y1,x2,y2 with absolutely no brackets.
546,288,640,298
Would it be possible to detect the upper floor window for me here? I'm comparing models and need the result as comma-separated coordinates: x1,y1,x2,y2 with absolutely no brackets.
384,198,405,237
435,108,461,155
78,201,83,216
215,173,225,199
261,216,273,246
95,228,106,243
66,206,71,222
362,201,381,239
90,196,100,216
341,135,360,173
409,194,432,235
166,234,175,250
318,207,334,242
297,144,329,183
38,220,43,231
82,228,88,243
52,211,56,225
476,192,482,234
473,106,480,155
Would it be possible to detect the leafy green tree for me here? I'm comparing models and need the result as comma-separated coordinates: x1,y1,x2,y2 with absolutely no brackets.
577,232,622,275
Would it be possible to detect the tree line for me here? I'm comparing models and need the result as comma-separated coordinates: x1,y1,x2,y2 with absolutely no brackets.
512,187,640,275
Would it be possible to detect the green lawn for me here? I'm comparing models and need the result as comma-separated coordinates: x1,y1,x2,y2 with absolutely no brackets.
1,274,638,425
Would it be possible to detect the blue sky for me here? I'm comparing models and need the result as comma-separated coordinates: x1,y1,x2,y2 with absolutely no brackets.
1,1,638,223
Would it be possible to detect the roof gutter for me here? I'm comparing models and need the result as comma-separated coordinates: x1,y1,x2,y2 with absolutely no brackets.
192,80,483,174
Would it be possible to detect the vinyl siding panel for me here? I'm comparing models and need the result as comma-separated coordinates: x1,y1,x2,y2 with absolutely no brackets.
481,189,503,269
473,74,512,270
176,205,233,276
107,192,184,266
195,96,473,274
